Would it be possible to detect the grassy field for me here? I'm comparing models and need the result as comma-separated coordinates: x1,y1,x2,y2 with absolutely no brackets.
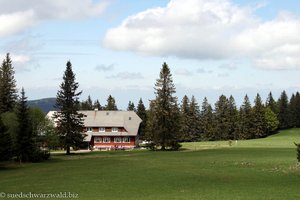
0,129,300,200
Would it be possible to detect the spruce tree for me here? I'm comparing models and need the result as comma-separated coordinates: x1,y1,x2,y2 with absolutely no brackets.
16,88,34,162
264,107,279,135
93,99,102,110
179,95,191,142
148,62,180,150
127,101,136,111
227,95,238,140
278,91,290,129
294,92,300,127
136,98,147,140
189,96,201,141
80,95,93,110
252,93,267,138
0,115,13,161
214,95,230,140
55,61,84,155
289,93,297,127
0,53,18,113
237,95,253,139
200,97,215,141
266,92,278,114
105,95,118,110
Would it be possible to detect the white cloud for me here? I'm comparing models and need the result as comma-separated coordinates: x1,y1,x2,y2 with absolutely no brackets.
106,72,144,80
95,64,114,71
175,69,193,76
0,0,108,37
103,0,300,70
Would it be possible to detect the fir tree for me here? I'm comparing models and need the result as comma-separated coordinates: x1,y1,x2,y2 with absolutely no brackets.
252,93,267,138
0,53,18,113
16,88,34,162
148,62,181,150
105,95,118,110
136,98,147,140
264,107,279,135
227,95,238,140
294,92,300,127
278,91,290,129
189,96,201,141
93,99,102,110
289,93,297,127
80,95,93,110
127,101,136,111
266,92,278,114
55,61,84,155
200,97,215,141
214,95,230,140
179,95,191,142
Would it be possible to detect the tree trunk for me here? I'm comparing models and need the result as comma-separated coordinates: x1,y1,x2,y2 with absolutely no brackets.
66,145,70,155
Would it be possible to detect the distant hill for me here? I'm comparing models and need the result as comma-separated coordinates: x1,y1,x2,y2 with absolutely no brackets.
28,98,57,113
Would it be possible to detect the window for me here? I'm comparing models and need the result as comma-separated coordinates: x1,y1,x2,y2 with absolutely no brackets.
112,127,118,132
123,137,130,143
87,127,92,132
114,137,122,143
94,137,102,143
103,137,110,143
99,127,105,132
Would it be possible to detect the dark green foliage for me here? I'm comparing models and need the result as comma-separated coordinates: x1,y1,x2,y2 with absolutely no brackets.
146,62,180,150
237,95,253,139
16,88,35,162
200,97,215,140
136,98,147,140
266,92,278,114
0,53,18,113
55,61,84,155
127,101,136,111
105,95,118,110
227,95,238,140
0,115,13,161
295,143,300,162
179,95,191,141
214,95,230,140
189,96,201,141
81,95,93,110
289,92,300,127
93,99,103,110
278,91,290,129
252,94,267,138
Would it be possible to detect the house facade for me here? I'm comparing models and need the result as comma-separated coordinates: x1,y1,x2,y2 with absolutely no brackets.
47,110,142,150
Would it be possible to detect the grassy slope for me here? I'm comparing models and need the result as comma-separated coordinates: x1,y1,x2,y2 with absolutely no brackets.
0,129,300,200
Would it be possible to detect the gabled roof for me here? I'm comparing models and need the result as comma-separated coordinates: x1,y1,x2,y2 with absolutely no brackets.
46,110,142,136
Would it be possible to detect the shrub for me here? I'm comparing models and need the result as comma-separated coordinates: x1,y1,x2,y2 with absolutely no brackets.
29,149,50,162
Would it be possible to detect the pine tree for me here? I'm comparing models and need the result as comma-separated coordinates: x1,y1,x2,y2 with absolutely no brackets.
0,115,13,161
289,93,297,127
136,98,147,140
264,107,279,135
237,95,253,139
127,101,136,111
252,93,267,138
0,53,18,113
227,95,238,140
55,61,84,155
105,95,118,110
278,91,290,129
148,62,181,150
294,92,300,127
16,88,34,162
200,97,215,141
80,95,93,110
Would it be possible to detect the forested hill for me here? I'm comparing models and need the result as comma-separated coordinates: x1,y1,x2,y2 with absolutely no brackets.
28,98,57,113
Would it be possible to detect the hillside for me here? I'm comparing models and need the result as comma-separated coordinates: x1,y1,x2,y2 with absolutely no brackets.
28,97,57,113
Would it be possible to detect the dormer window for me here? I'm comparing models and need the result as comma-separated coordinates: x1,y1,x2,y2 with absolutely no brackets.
112,127,118,132
87,127,92,132
99,127,105,132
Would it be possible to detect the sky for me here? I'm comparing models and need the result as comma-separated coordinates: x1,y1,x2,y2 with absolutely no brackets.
1,0,300,109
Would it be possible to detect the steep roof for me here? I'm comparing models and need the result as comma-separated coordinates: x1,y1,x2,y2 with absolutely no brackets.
46,110,142,136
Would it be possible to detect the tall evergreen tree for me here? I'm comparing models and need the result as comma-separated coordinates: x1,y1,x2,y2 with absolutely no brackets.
148,62,180,150
278,90,290,129
127,101,136,111
252,93,267,138
55,61,84,155
289,93,297,127
80,95,93,110
105,95,118,110
179,95,191,142
189,96,201,141
93,99,102,110
237,95,253,139
0,53,18,113
136,98,147,140
227,95,238,140
0,115,13,161
16,88,34,162
214,95,230,140
294,92,300,127
200,97,215,141
266,92,278,114
264,107,279,135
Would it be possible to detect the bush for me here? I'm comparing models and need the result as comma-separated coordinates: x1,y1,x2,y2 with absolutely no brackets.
145,142,156,151
170,141,181,151
295,143,300,162
29,149,50,162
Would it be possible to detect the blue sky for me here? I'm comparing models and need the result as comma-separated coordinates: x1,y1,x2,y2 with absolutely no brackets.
1,0,300,109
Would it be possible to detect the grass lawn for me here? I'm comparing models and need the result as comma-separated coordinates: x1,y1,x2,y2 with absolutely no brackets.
0,129,300,200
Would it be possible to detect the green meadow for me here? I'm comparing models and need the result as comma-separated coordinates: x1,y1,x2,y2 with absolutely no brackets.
1,129,300,200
